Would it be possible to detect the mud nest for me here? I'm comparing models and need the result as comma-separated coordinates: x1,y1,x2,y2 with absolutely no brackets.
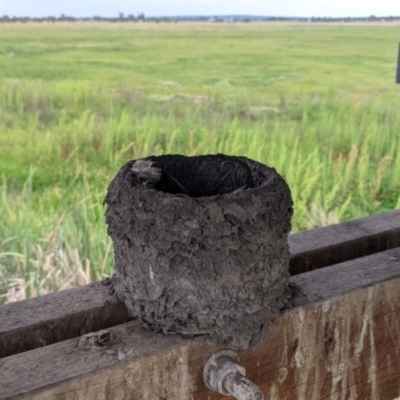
105,154,293,349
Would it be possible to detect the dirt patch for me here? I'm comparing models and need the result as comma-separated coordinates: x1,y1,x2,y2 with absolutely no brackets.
105,154,293,349
150,93,210,104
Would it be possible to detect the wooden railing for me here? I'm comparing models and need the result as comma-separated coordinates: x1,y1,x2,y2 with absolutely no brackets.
1,209,400,399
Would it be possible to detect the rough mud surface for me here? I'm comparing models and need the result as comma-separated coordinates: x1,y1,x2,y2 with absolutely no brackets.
105,154,293,349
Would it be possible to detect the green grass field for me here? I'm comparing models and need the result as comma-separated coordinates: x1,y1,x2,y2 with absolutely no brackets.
1,22,399,302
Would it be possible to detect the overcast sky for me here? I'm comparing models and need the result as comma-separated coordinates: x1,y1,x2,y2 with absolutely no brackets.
1,0,400,18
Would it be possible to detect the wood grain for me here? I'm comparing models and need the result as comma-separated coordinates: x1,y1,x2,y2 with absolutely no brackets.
289,209,400,275
2,247,400,400
1,210,399,360
0,280,129,359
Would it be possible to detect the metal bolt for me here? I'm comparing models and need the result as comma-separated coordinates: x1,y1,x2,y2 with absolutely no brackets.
203,349,264,400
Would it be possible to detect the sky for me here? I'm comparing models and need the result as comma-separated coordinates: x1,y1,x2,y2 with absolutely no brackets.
1,0,400,18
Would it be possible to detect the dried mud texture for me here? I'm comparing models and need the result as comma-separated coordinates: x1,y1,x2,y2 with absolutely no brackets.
105,154,293,349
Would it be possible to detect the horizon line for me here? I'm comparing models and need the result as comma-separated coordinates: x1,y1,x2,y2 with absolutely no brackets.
1,13,399,19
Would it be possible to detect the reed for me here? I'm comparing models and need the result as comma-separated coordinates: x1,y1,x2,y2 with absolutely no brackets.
1,22,399,302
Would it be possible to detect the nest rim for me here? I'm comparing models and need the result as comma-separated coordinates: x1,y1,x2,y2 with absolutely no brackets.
129,153,283,202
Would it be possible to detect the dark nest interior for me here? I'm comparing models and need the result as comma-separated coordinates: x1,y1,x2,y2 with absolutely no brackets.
131,154,271,197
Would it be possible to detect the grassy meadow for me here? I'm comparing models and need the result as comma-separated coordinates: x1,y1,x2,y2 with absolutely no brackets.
0,22,399,302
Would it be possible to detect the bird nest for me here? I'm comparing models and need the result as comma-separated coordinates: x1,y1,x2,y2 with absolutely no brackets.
105,154,293,349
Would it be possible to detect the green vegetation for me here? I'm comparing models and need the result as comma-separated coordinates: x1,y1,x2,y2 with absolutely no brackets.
1,22,399,302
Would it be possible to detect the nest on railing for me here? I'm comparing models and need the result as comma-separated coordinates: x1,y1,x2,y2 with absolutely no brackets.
105,154,293,349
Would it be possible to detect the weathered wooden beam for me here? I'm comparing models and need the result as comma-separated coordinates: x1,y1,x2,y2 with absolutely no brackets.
1,247,400,400
1,210,399,360
289,208,400,275
0,280,129,359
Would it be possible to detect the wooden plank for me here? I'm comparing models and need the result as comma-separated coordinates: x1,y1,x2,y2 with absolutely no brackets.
0,280,129,359
0,210,400,358
1,247,400,400
289,209,400,275
1,209,399,360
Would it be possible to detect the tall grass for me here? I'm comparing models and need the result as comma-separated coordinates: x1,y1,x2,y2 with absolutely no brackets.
0,23,399,302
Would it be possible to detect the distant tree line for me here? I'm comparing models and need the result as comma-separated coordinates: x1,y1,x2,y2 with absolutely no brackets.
1,13,400,23
309,15,400,22
0,13,146,23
